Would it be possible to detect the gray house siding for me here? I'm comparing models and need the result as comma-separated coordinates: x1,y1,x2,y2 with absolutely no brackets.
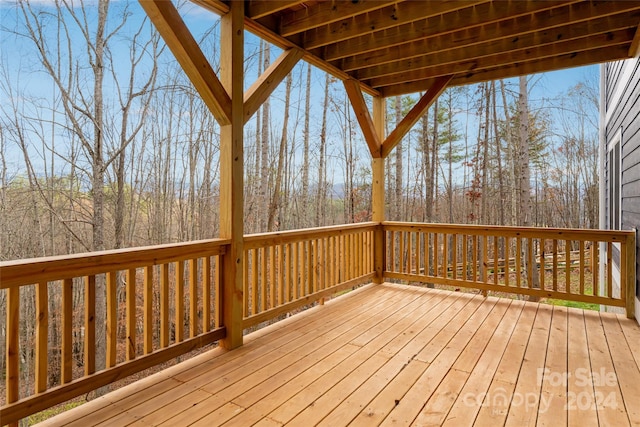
601,58,640,319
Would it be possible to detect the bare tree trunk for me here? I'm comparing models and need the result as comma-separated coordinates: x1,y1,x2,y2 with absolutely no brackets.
518,76,540,298
431,100,439,221
259,42,270,232
268,74,292,231
301,62,311,227
316,73,330,226
491,81,506,227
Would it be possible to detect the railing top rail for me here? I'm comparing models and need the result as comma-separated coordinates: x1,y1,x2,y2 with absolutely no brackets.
382,221,636,242
0,238,231,289
244,222,377,248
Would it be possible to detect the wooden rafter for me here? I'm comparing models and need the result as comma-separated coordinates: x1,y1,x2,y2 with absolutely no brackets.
247,0,303,19
279,0,397,37
323,0,573,62
302,0,488,50
369,30,634,90
191,0,640,97
348,6,640,76
343,79,382,158
381,76,452,158
244,48,304,124
140,0,232,126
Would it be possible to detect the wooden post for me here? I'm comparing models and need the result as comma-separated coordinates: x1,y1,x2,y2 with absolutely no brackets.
219,0,244,349
372,96,385,283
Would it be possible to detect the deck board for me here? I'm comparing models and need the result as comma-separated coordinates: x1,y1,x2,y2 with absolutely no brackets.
38,283,640,427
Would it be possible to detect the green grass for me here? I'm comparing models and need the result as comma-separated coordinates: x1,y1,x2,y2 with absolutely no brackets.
543,298,600,311
28,400,84,425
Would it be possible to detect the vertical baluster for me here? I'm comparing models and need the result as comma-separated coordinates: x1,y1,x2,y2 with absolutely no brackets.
261,247,267,311
85,275,96,374
175,262,184,343
286,243,292,302
443,233,448,278
607,242,613,297
527,238,534,289
565,239,571,295
592,242,599,296
203,256,211,332
493,236,499,285
452,234,458,280
35,281,48,393
399,231,405,274
482,236,488,284
189,258,198,338
578,241,585,296
472,235,478,282
215,256,222,328
270,246,277,307
144,266,154,353
552,239,558,291
251,249,259,314
328,237,334,287
390,231,396,273
307,240,314,294
279,244,285,302
62,278,73,382
407,232,413,274
293,242,299,300
126,268,136,360
504,237,510,287
516,238,522,288
425,232,430,277
358,232,363,277
319,239,326,290
462,235,468,281
243,251,249,318
539,239,545,291
6,286,19,411
106,272,117,367
312,240,318,293
433,232,439,277
160,264,169,347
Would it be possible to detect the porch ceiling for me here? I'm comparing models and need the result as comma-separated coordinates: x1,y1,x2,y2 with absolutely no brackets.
192,0,640,97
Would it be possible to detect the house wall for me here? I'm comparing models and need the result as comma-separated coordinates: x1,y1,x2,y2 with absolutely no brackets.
601,58,640,321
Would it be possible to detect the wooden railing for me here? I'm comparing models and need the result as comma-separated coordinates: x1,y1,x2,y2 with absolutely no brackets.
383,222,636,315
0,239,228,426
1,221,635,425
242,222,376,328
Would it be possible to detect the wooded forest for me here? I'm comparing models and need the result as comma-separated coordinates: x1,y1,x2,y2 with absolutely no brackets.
0,0,600,413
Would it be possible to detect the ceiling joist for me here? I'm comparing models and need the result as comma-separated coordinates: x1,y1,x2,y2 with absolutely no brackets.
279,1,397,38
186,0,640,99
322,0,573,62
301,0,488,50
141,0,231,125
368,28,635,89
346,6,640,76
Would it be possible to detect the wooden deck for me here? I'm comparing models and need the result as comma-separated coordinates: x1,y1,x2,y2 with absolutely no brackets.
38,283,640,427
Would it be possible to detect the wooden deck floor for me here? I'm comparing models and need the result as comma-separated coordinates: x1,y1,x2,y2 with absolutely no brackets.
39,283,640,427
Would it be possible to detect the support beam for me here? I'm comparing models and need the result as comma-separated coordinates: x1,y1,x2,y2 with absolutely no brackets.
372,97,386,283
381,75,452,158
344,79,382,158
219,0,245,349
630,22,640,57
244,48,304,124
140,0,232,125
247,0,303,19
